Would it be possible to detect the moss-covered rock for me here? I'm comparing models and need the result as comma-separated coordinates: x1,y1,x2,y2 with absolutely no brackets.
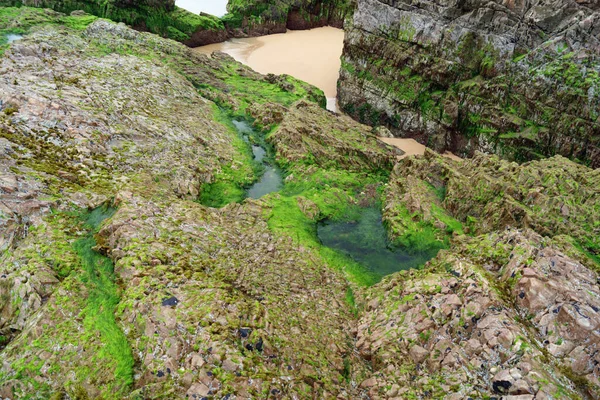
2,5,600,400
358,229,600,398
0,0,228,45
385,150,600,266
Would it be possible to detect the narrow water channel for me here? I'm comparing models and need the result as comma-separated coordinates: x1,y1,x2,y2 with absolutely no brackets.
318,207,441,278
232,120,283,199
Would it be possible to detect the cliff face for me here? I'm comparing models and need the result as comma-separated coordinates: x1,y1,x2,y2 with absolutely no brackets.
224,0,354,36
338,0,600,167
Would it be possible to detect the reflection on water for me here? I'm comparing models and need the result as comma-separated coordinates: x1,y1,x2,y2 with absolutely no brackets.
247,167,283,199
175,0,228,17
195,27,345,112
318,208,441,278
5,34,23,44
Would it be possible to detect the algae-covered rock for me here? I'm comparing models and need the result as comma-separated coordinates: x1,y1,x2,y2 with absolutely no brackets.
268,100,401,171
0,12,367,398
2,5,600,400
1,0,227,45
358,229,600,398
339,0,600,167
385,150,600,260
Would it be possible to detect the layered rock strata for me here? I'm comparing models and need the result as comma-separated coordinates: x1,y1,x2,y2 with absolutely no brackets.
339,0,600,167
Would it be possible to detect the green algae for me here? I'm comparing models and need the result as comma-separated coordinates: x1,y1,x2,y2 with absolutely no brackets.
73,204,134,394
264,168,389,286
318,207,441,278
198,108,259,207
0,1,224,41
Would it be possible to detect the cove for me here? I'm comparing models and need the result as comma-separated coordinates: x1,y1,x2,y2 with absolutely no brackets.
232,120,283,199
195,27,345,112
318,207,441,278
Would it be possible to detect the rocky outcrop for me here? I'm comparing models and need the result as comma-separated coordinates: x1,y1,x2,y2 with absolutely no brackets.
0,12,359,398
384,150,600,262
339,0,600,167
358,229,600,398
264,100,402,171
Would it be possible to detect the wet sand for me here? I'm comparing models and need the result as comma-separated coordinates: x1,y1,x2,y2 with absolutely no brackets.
378,137,462,161
195,27,345,111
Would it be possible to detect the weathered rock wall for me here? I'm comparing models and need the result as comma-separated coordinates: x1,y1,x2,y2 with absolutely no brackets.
225,0,354,37
338,0,600,167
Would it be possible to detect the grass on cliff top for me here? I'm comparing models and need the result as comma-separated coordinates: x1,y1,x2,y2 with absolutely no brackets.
0,2,224,42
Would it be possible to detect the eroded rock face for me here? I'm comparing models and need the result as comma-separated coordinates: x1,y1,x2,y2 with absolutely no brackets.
339,0,600,166
225,0,354,37
358,229,600,398
268,100,402,171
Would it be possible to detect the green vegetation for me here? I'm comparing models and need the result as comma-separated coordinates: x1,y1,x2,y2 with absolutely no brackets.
266,192,382,286
0,205,134,398
73,204,134,393
199,72,325,118
0,7,99,54
198,107,261,207
225,0,353,30
0,1,224,42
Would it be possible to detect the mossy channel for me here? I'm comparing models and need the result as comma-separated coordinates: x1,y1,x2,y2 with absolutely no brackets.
232,120,283,199
318,207,441,278
73,204,134,392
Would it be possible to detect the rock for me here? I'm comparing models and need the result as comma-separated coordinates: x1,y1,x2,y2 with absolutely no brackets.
360,377,377,388
269,101,400,172
492,370,514,394
296,196,320,220
186,382,210,397
409,345,429,364
161,296,179,307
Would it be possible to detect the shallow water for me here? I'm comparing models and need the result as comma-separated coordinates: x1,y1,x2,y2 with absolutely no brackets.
318,208,439,277
247,167,283,199
232,120,283,199
175,0,228,17
5,34,23,44
195,27,345,112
